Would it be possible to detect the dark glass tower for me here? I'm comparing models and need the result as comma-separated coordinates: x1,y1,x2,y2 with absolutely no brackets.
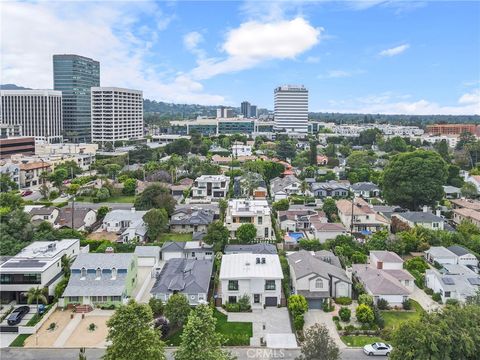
53,54,100,143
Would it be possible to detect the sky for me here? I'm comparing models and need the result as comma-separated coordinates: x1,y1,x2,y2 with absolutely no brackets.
1,0,480,115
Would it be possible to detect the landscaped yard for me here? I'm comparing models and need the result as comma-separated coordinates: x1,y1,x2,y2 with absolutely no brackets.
381,300,423,331
76,195,135,203
158,233,193,242
341,335,384,347
10,334,31,347
165,309,252,346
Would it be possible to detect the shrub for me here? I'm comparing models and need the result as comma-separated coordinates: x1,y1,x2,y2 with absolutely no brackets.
335,297,352,305
377,298,390,310
358,294,373,306
332,316,339,322
335,321,342,331
49,190,59,200
148,297,164,317
237,294,251,312
322,298,334,312
154,316,170,338
356,304,374,324
446,299,460,306
402,299,412,310
424,288,434,295
293,314,305,331
288,294,308,316
47,322,56,331
88,323,96,331
373,306,385,329
432,292,442,303
338,307,351,322
343,324,356,334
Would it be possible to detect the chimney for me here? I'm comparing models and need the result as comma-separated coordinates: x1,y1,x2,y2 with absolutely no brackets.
131,207,136,213
436,209,441,217
423,206,428,213
105,246,115,253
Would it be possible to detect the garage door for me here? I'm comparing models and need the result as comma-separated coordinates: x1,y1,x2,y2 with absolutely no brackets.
307,299,323,309
265,297,278,307
138,257,155,267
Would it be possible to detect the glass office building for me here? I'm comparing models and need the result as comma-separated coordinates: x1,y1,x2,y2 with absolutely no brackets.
53,54,100,143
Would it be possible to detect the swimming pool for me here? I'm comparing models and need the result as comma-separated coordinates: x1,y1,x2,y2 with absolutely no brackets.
288,232,304,241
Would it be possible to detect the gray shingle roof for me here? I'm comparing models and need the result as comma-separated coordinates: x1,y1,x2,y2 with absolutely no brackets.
396,211,443,223
270,175,300,194
30,207,57,216
55,207,95,229
134,246,160,258
71,253,135,270
352,265,410,296
170,208,214,226
351,182,380,192
224,243,277,254
288,250,351,283
447,245,474,257
150,258,213,295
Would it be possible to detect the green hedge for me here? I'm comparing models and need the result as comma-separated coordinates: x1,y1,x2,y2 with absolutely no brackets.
10,334,30,347
335,297,353,305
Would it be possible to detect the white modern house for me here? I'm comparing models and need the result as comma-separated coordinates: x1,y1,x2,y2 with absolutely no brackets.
219,253,283,307
231,143,252,157
224,199,274,240
0,239,80,303
191,175,230,200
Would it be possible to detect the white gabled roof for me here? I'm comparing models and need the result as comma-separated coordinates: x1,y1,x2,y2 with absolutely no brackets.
219,253,283,280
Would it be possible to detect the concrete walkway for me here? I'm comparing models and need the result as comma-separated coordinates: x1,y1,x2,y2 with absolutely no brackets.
304,309,346,349
410,286,442,312
53,314,81,348
227,308,294,347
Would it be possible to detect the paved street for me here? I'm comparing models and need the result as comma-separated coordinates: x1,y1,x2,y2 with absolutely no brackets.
0,347,370,360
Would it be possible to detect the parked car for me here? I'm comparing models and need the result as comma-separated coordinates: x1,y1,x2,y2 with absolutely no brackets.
363,343,393,356
7,306,30,326
21,190,33,197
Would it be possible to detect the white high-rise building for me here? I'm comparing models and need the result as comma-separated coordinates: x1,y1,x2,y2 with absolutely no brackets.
91,87,143,145
0,90,63,143
274,85,308,133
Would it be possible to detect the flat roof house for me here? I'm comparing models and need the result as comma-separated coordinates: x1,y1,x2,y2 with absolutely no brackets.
0,239,80,303
62,253,138,308
225,199,274,241
219,253,283,307
160,241,214,261
150,258,213,305
191,175,230,200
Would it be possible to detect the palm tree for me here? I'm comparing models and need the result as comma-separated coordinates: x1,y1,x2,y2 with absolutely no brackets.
27,286,48,317
61,254,75,276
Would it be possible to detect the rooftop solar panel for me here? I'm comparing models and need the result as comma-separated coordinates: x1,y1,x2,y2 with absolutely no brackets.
442,277,455,285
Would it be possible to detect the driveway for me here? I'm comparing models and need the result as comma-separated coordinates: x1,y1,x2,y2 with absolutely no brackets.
227,308,294,347
410,286,442,312
304,309,346,349
0,305,39,328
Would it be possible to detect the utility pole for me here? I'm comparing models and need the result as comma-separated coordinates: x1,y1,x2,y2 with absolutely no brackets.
71,195,75,230
350,194,355,237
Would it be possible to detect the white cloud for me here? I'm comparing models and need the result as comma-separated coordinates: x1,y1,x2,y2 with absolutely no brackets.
183,31,203,51
379,43,410,57
458,89,480,104
323,91,480,115
305,56,321,64
1,2,225,105
191,18,322,80
318,69,366,79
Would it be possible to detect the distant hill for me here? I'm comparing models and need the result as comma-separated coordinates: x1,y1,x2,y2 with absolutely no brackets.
0,84,32,90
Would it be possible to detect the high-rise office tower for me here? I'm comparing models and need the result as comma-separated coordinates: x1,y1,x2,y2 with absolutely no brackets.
250,105,258,118
216,106,234,118
0,90,63,143
53,54,100,143
91,87,143,145
274,85,308,133
241,101,251,117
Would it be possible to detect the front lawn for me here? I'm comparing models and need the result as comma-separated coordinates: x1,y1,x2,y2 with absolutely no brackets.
158,233,193,243
75,195,135,203
164,309,252,346
341,335,384,347
381,300,423,330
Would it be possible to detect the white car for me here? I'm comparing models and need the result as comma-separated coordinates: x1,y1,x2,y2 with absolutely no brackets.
363,342,393,356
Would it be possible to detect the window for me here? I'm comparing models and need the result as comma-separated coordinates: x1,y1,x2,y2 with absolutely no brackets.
69,296,79,302
96,267,101,279
81,267,86,279
265,280,276,291
228,280,239,291
112,268,117,280
265,228,269,237
433,223,439,228
258,217,263,225
228,296,237,303
444,291,451,298
191,252,195,258
315,279,323,289
198,294,205,301
111,296,121,302
405,280,409,286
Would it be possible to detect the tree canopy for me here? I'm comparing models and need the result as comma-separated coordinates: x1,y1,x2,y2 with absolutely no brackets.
382,150,448,210
104,300,166,360
236,223,257,243
134,184,176,214
203,221,230,252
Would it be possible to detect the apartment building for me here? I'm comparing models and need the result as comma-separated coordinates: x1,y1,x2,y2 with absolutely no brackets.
274,85,309,133
18,160,51,188
225,199,274,240
191,175,230,200
91,87,144,145
0,90,63,143
336,198,389,234
426,124,480,136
